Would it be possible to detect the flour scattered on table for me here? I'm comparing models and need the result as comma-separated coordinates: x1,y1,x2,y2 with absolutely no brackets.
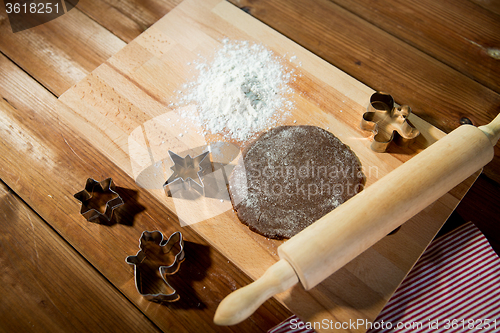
171,38,297,141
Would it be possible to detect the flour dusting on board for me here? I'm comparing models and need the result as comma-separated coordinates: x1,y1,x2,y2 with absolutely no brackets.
171,38,297,141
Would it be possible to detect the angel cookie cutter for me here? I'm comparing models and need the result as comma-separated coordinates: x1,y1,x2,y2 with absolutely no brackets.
126,231,185,303
361,92,420,152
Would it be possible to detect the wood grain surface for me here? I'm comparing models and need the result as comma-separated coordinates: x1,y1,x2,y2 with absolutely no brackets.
0,51,291,332
55,0,480,330
0,1,125,96
0,182,160,333
0,0,498,331
331,0,500,93
65,0,183,43
470,0,500,16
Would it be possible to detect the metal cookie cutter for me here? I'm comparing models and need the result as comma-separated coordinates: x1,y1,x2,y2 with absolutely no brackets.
164,150,212,196
126,231,185,303
361,92,420,152
74,178,124,222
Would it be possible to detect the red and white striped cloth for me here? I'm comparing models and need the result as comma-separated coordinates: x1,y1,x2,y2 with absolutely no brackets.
269,222,500,333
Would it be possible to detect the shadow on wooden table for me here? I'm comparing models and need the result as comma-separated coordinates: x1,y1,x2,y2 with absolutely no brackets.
104,186,146,226
162,240,212,310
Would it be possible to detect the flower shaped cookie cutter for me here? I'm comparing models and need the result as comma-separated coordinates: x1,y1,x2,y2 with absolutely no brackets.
126,231,185,303
361,92,420,152
74,178,124,222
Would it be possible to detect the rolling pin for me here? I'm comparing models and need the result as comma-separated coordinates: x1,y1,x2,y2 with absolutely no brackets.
214,113,500,326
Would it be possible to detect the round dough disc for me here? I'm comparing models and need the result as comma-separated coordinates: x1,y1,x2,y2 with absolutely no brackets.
229,125,365,239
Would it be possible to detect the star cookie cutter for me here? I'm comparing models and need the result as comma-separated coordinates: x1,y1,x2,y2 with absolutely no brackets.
74,178,124,222
163,150,212,196
126,231,185,303
361,92,420,152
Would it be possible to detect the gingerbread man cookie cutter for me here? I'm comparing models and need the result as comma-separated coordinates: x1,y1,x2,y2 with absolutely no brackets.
361,92,420,152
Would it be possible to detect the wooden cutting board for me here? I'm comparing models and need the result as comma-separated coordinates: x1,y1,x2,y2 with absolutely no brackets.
58,0,477,330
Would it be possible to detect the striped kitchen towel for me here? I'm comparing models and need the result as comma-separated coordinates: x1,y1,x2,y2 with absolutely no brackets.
269,222,500,333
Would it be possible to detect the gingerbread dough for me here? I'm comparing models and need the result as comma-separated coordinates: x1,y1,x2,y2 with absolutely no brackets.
229,125,365,239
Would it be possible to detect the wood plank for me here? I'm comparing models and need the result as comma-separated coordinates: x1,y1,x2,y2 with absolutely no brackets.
65,0,183,43
57,0,480,330
330,0,500,93
228,0,500,183
0,181,160,333
469,0,500,16
0,2,125,96
0,52,291,332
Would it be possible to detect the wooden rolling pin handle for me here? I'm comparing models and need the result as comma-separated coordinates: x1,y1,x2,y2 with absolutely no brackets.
478,112,500,146
213,259,298,326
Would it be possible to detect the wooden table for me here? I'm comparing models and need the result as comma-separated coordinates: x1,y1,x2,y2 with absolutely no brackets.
1,0,498,332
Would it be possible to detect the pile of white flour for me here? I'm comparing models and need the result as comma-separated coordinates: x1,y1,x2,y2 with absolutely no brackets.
172,38,295,141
